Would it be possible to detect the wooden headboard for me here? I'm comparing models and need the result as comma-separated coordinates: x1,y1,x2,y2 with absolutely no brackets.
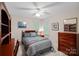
24,30,36,33
22,30,37,35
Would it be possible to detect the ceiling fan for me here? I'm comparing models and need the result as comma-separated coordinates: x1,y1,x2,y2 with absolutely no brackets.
16,2,62,17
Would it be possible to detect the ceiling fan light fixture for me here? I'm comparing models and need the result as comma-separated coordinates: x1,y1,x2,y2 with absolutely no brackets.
35,13,40,17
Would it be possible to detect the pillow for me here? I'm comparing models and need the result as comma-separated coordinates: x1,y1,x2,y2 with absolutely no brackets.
24,33,31,37
30,32,37,37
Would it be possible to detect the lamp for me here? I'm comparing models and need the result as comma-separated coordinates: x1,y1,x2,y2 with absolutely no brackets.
38,26,44,37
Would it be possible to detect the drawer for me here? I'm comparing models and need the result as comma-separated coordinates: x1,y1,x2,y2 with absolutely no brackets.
59,37,76,44
59,33,76,39
59,41,76,48
59,45,77,55
59,40,76,49
59,37,76,43
59,35,76,40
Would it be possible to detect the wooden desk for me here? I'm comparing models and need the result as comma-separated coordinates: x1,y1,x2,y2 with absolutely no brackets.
0,39,15,56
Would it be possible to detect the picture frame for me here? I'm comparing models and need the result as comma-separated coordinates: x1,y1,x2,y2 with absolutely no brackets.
51,22,59,31
18,21,27,28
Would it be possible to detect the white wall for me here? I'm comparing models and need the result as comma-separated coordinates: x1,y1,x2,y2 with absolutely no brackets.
11,17,37,41
11,2,79,51
48,3,79,51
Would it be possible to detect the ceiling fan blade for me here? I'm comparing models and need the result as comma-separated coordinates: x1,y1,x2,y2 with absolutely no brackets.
42,2,62,9
17,7,36,10
44,11,50,15
32,2,40,11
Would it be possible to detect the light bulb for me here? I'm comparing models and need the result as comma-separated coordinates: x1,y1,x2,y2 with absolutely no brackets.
35,13,40,17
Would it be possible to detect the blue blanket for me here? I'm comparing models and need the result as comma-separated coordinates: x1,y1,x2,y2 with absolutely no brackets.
22,36,52,56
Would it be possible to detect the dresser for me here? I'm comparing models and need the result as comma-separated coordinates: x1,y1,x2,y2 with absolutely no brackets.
58,32,79,56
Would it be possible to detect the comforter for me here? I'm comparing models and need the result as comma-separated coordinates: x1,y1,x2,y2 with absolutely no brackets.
22,36,52,56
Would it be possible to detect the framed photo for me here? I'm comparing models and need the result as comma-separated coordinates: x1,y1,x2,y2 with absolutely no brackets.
18,21,27,28
51,22,59,31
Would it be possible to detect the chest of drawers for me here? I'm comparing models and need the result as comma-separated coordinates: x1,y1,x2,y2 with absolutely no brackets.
58,32,79,56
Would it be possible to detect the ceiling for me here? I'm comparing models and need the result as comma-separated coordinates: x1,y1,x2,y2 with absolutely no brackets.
5,2,63,18
5,2,79,19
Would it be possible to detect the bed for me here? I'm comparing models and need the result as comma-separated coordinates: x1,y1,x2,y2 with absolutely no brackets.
22,30,53,56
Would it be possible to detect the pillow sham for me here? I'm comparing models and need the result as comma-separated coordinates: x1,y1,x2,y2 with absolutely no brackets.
24,33,31,37
30,32,37,37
